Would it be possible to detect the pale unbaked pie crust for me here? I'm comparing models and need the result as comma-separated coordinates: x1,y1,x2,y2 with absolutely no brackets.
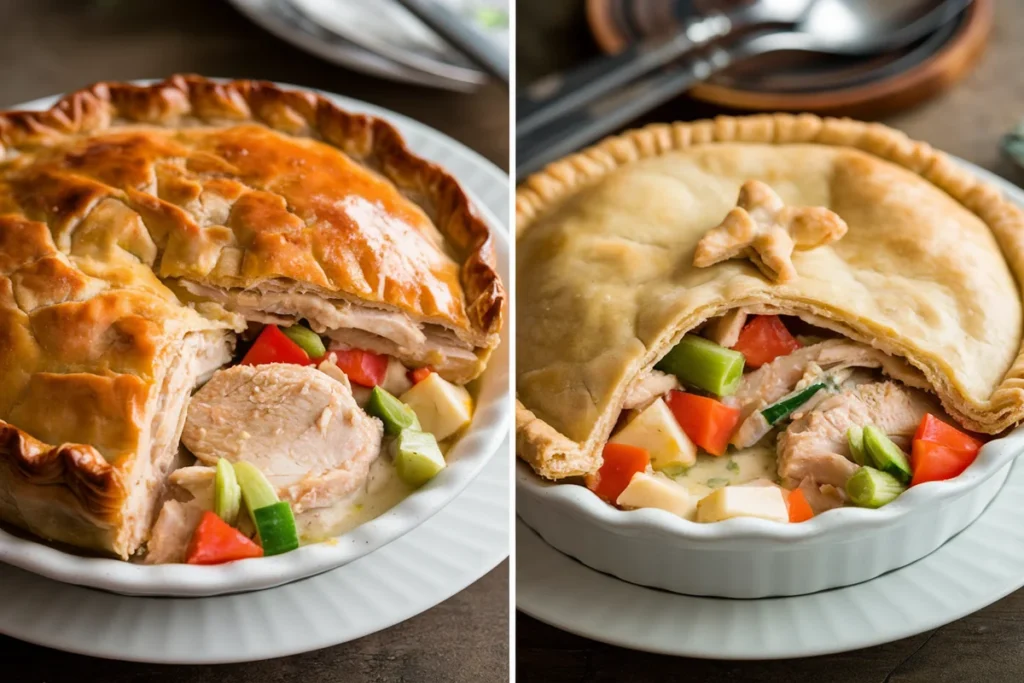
516,115,1024,480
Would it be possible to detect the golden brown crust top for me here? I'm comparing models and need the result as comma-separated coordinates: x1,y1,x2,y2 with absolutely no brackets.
0,76,504,552
516,114,1024,480
0,75,503,342
0,419,123,521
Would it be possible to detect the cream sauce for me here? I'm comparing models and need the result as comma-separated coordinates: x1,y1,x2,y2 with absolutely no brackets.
295,436,456,542
667,445,778,499
296,456,411,542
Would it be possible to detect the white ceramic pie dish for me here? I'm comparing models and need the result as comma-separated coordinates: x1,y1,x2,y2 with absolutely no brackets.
516,157,1024,599
517,428,1018,598
0,84,511,598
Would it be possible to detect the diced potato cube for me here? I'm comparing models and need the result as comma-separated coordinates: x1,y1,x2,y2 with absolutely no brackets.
696,485,789,523
610,398,696,473
616,472,696,520
399,373,472,441
381,357,413,397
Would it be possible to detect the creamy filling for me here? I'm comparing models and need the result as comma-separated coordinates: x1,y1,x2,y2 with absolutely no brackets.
668,446,777,500
608,314,966,521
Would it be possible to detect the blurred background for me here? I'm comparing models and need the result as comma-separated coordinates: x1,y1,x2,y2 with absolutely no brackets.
0,1,508,681
0,0,508,168
516,0,1024,181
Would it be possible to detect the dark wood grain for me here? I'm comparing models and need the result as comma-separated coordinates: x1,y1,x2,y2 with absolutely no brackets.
517,0,1024,680
0,1,509,681
0,562,508,683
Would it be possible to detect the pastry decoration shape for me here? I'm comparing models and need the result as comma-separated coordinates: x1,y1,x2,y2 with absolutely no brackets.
693,180,848,282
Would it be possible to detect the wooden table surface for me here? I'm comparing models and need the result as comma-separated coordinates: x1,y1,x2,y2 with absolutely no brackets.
0,1,509,681
516,1,1024,681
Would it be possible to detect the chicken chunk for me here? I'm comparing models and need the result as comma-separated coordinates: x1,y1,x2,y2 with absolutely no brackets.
145,466,215,565
703,309,748,348
181,364,384,511
778,381,936,488
733,339,928,421
622,370,681,411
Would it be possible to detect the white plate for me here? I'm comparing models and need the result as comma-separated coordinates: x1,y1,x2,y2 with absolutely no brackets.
0,438,508,664
286,0,506,84
517,454,1024,659
0,83,510,597
226,0,483,91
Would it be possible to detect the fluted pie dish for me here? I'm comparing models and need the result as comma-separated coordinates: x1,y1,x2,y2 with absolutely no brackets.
516,115,1024,597
0,76,507,590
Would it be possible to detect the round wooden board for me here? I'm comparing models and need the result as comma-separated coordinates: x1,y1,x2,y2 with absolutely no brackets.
586,0,992,119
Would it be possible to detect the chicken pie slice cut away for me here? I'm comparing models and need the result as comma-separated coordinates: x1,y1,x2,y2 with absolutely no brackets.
0,76,504,559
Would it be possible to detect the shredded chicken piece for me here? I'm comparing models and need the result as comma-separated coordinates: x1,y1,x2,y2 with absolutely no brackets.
622,370,681,411
778,381,935,488
703,309,748,348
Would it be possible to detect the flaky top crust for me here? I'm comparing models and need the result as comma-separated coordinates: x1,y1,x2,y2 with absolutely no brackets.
516,115,1024,480
0,76,503,548
0,75,503,344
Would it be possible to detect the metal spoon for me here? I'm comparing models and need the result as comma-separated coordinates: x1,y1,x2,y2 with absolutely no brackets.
518,0,820,136
517,0,972,179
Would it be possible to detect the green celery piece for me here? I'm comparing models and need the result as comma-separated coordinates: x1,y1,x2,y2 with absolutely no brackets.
706,477,729,489
214,459,241,525
761,382,827,425
366,386,421,436
392,429,446,488
863,426,912,484
847,426,867,466
281,324,326,359
846,466,906,508
655,335,745,397
233,461,279,518
252,501,299,556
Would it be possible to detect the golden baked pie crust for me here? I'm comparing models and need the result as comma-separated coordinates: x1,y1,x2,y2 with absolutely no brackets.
0,75,504,556
516,115,1024,480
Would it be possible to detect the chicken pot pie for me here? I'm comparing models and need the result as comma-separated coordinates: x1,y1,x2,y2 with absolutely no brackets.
0,76,503,562
516,115,1024,523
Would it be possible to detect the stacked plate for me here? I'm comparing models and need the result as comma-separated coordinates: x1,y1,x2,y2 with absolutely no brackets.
228,0,508,90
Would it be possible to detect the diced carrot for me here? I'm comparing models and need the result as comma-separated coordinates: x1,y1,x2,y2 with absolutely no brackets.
913,414,985,454
186,511,264,565
664,391,741,456
787,488,814,523
332,348,389,387
240,325,312,367
586,443,650,505
409,366,434,385
731,315,801,368
911,440,979,487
